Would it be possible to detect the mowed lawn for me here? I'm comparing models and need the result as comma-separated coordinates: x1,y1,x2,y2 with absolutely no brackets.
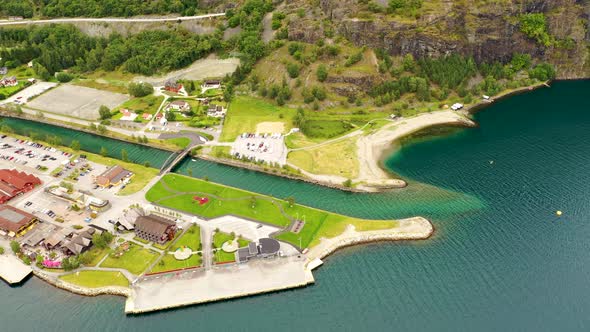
171,225,201,251
213,231,236,263
112,95,164,121
100,243,159,275
146,174,399,249
60,270,129,288
150,254,202,273
219,96,296,142
288,137,360,179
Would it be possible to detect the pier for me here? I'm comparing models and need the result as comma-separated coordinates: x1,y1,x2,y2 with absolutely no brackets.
0,255,32,285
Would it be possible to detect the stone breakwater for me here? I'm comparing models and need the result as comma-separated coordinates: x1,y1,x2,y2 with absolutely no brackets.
306,217,434,261
198,154,370,193
33,270,131,298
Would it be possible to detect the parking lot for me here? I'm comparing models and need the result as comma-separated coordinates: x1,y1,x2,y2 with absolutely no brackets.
230,133,287,165
0,135,71,173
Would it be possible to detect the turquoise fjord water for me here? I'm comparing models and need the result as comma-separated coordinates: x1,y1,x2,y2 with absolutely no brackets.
1,80,590,331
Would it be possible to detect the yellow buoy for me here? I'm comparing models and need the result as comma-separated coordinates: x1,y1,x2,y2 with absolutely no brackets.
556,210,563,216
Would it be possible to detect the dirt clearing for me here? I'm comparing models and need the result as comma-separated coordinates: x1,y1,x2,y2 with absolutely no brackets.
27,84,129,120
256,122,285,134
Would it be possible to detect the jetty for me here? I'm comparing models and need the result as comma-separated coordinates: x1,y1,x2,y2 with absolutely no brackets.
0,254,32,284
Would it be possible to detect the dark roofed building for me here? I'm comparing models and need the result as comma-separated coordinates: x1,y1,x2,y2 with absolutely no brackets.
62,228,96,255
237,238,281,263
0,205,38,236
134,214,176,244
202,80,221,89
95,165,132,188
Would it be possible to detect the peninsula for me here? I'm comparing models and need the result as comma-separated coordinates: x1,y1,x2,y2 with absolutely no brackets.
0,132,432,312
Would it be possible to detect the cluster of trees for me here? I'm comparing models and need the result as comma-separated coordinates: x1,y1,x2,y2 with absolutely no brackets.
224,0,274,88
258,79,291,106
370,52,553,107
370,76,431,105
0,25,220,76
344,51,363,67
0,0,34,18
61,256,80,271
271,12,286,30
0,0,200,18
302,86,327,104
366,0,423,17
419,54,477,89
128,82,154,97
92,231,114,249
519,13,552,47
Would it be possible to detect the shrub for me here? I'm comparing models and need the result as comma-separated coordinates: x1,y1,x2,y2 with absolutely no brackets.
286,63,300,78
55,72,74,82
316,64,328,82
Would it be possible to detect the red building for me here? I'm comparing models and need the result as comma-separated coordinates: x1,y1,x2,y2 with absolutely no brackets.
164,79,182,93
0,169,41,203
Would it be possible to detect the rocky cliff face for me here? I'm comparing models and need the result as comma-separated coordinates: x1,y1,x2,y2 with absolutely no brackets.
299,0,590,79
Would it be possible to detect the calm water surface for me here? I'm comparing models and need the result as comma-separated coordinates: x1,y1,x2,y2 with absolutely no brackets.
1,80,589,331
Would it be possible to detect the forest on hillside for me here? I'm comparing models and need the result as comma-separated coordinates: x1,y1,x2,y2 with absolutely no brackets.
0,25,220,76
0,0,201,18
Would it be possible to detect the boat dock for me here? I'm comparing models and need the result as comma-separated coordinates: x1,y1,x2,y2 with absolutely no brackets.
0,254,32,284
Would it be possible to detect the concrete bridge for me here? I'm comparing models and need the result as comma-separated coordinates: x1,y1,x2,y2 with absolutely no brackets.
159,146,196,175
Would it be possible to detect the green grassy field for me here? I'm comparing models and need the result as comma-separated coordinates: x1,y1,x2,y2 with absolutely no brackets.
100,243,159,275
219,96,296,142
146,174,398,248
166,137,191,149
213,231,236,263
171,225,201,251
288,137,359,179
150,254,202,273
112,95,164,122
60,271,129,288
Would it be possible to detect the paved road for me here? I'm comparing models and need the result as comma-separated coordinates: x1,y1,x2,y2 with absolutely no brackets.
0,13,225,26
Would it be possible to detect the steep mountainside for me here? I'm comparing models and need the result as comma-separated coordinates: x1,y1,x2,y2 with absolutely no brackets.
285,0,590,79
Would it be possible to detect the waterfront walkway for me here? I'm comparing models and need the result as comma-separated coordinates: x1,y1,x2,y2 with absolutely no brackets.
126,256,313,313
0,254,32,284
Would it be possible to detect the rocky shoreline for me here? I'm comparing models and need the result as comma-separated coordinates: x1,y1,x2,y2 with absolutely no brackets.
33,270,131,298
306,217,435,261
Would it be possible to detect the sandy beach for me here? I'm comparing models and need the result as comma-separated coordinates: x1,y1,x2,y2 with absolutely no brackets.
356,110,475,187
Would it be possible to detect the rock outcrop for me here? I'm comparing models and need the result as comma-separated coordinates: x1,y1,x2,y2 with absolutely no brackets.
291,0,590,79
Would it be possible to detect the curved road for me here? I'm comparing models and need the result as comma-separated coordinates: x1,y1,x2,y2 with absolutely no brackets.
0,13,225,26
